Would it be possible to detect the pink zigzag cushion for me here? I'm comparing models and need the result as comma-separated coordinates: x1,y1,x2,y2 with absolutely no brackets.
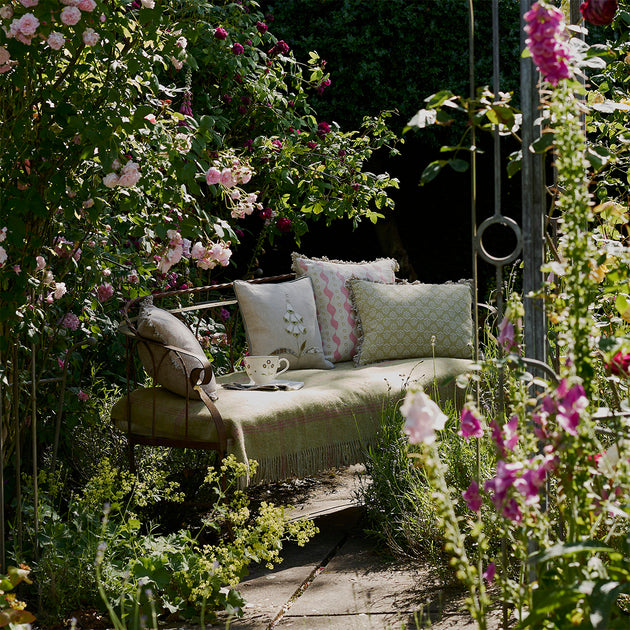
292,253,399,363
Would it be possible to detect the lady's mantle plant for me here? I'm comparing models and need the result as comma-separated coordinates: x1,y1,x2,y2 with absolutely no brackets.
401,2,630,628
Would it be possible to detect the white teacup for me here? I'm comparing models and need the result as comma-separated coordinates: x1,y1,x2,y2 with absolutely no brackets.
243,355,290,385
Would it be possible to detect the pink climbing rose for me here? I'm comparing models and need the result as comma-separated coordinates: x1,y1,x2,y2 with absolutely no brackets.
17,12,39,36
205,166,221,185
62,313,80,330
82,28,99,46
60,6,81,26
47,32,65,50
97,283,114,303
78,0,96,11
580,0,617,25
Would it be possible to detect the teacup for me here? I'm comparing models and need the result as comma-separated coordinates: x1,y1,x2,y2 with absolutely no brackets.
243,355,290,385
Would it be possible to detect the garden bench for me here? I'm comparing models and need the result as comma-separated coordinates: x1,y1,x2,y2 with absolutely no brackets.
111,257,475,485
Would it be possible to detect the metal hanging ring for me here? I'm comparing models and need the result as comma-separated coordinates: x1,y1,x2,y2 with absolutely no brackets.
474,215,523,265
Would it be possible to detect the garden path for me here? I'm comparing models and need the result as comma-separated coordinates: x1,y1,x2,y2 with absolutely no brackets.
168,466,502,630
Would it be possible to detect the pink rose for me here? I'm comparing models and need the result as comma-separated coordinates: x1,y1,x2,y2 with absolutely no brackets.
82,28,99,46
190,242,205,259
0,246,7,266
0,6,14,19
62,313,80,330
171,57,183,70
35,255,46,271
102,173,119,188
47,32,65,50
60,6,81,26
0,227,6,242
78,0,96,11
53,282,67,300
97,283,114,303
220,167,236,188
0,48,8,66
20,0,38,7
17,12,39,36
118,165,141,187
205,166,221,185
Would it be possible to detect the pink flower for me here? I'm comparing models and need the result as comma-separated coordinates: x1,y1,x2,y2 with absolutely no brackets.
0,226,6,242
256,21,268,33
144,113,157,124
497,316,516,351
103,173,119,188
47,32,65,50
232,42,244,55
524,2,573,86
0,47,8,66
171,57,183,70
209,241,232,267
462,481,482,513
127,269,139,284
53,282,67,300
20,0,38,7
191,242,205,260
13,265,20,274
580,0,617,25
277,216,292,232
458,407,484,441
205,167,221,185
317,121,331,137
82,28,99,46
483,562,496,584
118,161,141,187
514,464,546,505
0,246,7,266
35,255,46,271
62,313,80,330
78,0,96,11
0,6,14,19
220,167,236,188
214,27,227,40
77,390,90,401
60,6,81,26
141,0,154,7
97,282,114,303
17,12,39,35
607,350,630,376
400,389,447,445
268,40,289,57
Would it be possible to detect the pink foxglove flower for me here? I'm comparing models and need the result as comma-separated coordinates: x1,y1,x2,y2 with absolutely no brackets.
82,28,99,46
580,0,617,25
524,2,573,86
458,407,484,441
462,481,482,513
60,6,81,26
400,389,447,445
47,32,65,50
483,563,496,584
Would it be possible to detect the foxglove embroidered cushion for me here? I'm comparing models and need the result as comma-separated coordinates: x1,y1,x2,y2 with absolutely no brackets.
234,277,333,370
291,253,399,363
348,279,474,366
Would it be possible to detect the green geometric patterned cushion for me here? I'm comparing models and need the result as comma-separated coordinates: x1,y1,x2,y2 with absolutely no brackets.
348,279,474,366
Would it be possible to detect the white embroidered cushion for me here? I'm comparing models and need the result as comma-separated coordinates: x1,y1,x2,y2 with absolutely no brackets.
234,277,333,370
347,279,474,366
291,253,399,363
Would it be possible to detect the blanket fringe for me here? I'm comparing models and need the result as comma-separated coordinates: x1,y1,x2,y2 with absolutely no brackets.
252,439,370,483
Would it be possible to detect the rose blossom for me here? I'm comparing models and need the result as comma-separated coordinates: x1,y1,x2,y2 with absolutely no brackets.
276,216,292,232
118,161,141,187
0,246,7,266
400,388,447,445
171,57,183,70
220,168,236,188
232,42,244,55
82,28,99,46
17,12,39,36
35,255,46,271
0,47,7,65
214,27,227,40
20,0,38,7
62,312,80,330
78,0,96,11
141,0,155,7
60,6,81,26
580,0,617,25
0,5,14,19
97,283,114,302
53,282,67,300
103,172,119,188
0,226,6,242
205,166,221,185
47,32,65,50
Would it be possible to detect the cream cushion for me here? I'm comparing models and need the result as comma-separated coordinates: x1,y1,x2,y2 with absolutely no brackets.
291,253,399,363
136,304,218,400
348,279,474,366
234,277,332,370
